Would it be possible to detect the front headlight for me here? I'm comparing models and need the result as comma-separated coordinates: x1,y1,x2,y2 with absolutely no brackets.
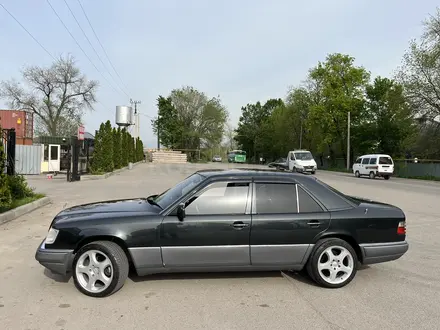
45,228,59,244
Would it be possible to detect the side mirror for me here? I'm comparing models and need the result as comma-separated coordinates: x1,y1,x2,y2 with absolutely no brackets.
176,203,186,221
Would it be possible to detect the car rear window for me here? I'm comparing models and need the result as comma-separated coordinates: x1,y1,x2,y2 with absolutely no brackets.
379,157,393,165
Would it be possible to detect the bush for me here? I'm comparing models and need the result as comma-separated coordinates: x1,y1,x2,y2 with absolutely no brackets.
7,174,34,199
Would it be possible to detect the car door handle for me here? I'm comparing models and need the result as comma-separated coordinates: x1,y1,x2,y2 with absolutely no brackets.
307,220,321,227
232,221,249,229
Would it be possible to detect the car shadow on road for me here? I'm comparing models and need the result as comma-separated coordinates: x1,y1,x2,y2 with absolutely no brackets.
44,268,71,283
129,270,283,282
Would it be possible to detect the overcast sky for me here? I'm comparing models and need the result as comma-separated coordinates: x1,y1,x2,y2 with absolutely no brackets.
0,0,438,147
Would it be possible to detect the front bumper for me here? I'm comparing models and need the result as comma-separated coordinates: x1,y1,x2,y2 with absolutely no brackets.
298,166,316,172
360,241,409,265
35,240,74,276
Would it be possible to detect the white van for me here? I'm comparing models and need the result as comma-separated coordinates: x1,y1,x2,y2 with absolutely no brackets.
352,154,394,180
287,149,317,174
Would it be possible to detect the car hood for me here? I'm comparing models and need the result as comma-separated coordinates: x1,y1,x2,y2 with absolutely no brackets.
55,198,161,218
296,159,316,165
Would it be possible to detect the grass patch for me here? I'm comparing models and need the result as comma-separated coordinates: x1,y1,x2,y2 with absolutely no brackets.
0,193,45,214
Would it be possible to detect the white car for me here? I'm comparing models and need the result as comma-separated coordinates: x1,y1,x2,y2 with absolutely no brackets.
287,150,317,174
352,154,394,180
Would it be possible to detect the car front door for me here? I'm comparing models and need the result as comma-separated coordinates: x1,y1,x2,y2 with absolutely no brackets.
160,180,252,268
250,180,330,267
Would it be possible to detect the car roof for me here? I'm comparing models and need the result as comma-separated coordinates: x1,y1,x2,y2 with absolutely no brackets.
358,154,392,158
194,168,355,211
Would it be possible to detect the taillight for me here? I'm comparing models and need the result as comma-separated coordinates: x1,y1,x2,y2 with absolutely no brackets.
397,221,406,235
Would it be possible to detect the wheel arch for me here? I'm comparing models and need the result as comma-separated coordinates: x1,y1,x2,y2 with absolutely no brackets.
314,233,363,263
74,235,135,269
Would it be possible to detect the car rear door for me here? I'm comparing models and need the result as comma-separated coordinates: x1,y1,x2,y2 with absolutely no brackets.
160,180,252,268
360,157,370,175
249,180,331,267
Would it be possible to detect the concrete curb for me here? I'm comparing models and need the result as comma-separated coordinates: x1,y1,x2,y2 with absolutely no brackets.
0,196,52,226
81,161,145,181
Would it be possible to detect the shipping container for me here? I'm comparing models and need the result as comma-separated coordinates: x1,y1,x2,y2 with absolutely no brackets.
0,109,34,141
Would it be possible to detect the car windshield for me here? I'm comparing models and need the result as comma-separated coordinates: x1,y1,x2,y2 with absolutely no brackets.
153,173,204,209
294,152,313,160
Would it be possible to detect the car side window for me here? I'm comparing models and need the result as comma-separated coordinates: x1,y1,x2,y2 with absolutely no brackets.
255,183,297,214
355,158,362,164
298,186,324,213
361,158,370,165
185,181,250,215
369,157,377,164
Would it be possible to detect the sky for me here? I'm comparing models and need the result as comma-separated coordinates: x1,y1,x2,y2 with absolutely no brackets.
0,0,439,147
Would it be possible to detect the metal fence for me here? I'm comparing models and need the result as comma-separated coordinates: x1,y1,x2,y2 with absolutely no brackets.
15,144,42,175
319,158,440,179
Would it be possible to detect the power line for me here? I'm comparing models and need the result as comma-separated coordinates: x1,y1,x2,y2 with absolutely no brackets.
76,0,130,93
62,0,130,99
46,0,125,100
0,3,55,61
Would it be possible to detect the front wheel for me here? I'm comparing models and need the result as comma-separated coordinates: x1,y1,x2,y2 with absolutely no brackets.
72,241,129,298
355,170,360,178
306,238,358,288
311,171,316,175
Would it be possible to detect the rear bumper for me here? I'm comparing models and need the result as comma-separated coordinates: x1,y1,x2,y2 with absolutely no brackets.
360,241,409,265
35,240,74,276
376,171,393,176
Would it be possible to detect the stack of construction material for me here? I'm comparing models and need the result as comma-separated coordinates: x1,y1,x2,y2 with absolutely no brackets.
151,150,187,164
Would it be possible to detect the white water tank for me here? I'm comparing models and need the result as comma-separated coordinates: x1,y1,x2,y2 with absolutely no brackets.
115,106,133,126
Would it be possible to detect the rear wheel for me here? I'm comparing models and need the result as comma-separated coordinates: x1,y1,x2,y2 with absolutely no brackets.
384,175,390,180
369,171,376,179
355,171,360,178
72,241,129,298
306,238,358,288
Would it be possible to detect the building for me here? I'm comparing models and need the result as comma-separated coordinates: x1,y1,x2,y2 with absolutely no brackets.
0,109,33,145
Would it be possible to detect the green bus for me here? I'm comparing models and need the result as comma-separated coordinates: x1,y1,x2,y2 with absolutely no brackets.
227,150,247,163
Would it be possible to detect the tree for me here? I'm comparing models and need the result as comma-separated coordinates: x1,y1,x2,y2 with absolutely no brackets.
102,120,114,172
396,8,440,120
235,98,284,162
151,86,228,159
355,77,416,156
223,122,238,151
307,53,370,161
113,127,122,169
0,55,98,136
121,128,129,166
91,123,105,173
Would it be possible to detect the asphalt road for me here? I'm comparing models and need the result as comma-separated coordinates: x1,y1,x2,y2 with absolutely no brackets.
0,163,439,330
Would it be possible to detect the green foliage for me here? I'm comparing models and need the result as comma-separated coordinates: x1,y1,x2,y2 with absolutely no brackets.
101,120,114,172
0,129,12,209
7,174,35,200
234,98,284,162
91,123,105,173
151,86,228,160
121,128,129,167
113,127,122,169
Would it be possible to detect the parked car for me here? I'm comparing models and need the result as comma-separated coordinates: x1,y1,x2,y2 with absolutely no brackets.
352,154,394,180
267,157,287,170
287,149,317,174
212,155,222,162
35,168,408,297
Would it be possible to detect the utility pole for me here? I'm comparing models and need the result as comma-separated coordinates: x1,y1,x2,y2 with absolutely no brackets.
346,111,351,170
130,99,141,143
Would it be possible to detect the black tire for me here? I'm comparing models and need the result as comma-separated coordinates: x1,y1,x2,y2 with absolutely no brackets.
311,171,316,175
369,171,375,179
384,175,390,180
72,241,129,298
355,171,360,178
306,238,358,288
